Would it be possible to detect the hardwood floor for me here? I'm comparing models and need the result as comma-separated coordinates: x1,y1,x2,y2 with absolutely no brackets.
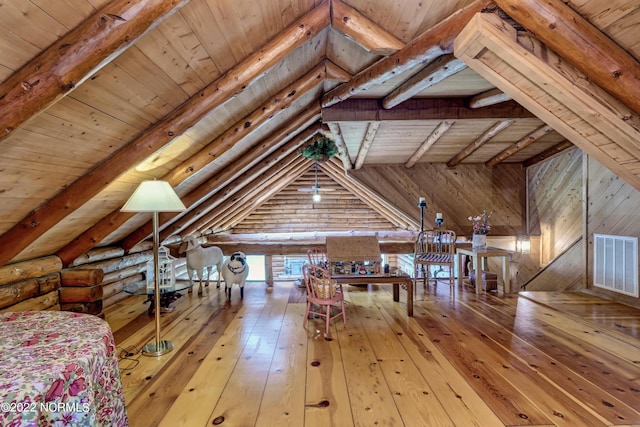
105,281,640,427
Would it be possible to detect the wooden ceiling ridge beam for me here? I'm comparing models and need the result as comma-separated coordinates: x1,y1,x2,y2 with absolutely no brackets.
446,119,515,167
353,122,381,170
128,122,321,250
493,0,640,117
455,12,640,190
486,124,552,167
0,0,191,143
330,0,404,55
197,156,309,235
382,54,467,109
167,62,326,187
405,120,455,168
3,3,329,267
321,0,492,107
58,68,323,264
321,98,535,121
320,160,419,230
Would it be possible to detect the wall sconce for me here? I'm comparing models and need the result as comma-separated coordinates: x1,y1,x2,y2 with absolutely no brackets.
516,236,531,254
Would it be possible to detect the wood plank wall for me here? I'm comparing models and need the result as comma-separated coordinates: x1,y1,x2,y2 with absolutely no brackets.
527,147,583,265
585,155,640,308
349,163,527,237
524,147,640,306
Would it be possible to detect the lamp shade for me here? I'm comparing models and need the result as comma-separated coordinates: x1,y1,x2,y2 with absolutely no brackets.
121,180,186,212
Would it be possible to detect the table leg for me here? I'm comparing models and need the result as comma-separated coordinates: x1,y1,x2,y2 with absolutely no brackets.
407,279,413,316
502,255,510,293
393,283,399,301
473,255,481,294
456,251,463,287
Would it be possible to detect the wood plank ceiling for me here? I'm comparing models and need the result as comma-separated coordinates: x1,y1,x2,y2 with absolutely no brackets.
0,0,638,266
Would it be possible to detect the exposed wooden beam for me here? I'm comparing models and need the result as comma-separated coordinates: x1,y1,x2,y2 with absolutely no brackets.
354,122,381,169
455,12,640,190
382,54,467,109
166,63,325,187
204,230,417,244
486,125,552,167
208,159,311,232
321,160,419,230
57,64,324,264
325,60,352,83
325,123,353,171
171,153,306,240
331,0,404,55
195,242,414,256
1,3,329,267
523,140,574,167
446,120,515,167
135,123,320,250
467,88,512,108
61,109,320,264
197,156,309,235
494,0,640,117
404,121,454,168
321,0,491,107
323,98,535,122
0,0,190,142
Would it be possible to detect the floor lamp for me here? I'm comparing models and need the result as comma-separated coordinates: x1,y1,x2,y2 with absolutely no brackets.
121,180,186,356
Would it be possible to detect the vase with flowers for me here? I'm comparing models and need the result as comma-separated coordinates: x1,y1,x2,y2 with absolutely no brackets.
468,211,492,249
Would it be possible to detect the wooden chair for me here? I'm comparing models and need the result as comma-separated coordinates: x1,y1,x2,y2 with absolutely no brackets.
302,264,346,336
414,229,457,286
307,247,327,269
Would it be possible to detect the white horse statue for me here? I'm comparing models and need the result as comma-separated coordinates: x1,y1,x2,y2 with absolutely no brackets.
184,236,224,295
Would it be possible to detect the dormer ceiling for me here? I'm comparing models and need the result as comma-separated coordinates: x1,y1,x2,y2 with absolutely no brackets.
0,0,639,265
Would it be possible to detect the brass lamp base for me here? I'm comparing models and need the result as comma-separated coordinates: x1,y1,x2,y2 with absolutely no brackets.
141,339,174,357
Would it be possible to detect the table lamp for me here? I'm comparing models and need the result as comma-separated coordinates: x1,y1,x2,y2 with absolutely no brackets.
121,180,186,356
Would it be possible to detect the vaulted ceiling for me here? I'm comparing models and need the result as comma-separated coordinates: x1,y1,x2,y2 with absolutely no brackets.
0,0,639,266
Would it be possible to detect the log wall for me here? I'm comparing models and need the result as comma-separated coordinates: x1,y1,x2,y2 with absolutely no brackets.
233,168,399,234
0,242,153,314
0,257,63,312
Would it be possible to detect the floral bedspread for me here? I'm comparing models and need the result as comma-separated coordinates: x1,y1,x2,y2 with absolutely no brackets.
0,311,128,426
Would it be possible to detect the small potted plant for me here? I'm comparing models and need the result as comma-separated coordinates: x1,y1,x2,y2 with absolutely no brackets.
298,133,338,163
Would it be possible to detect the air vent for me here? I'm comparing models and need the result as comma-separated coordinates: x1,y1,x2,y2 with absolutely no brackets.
593,234,638,297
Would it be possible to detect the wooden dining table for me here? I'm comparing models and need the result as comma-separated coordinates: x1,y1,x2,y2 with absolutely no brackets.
0,311,128,426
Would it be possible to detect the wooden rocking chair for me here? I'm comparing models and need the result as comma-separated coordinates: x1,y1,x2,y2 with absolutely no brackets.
307,247,327,269
302,263,346,336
